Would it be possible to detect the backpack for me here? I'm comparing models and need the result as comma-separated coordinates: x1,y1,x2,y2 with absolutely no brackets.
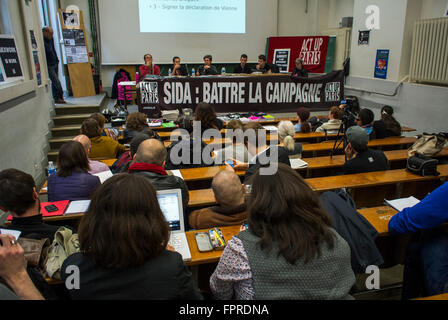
408,133,447,157
44,227,80,280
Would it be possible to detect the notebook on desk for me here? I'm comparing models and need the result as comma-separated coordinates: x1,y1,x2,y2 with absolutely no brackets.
157,189,191,262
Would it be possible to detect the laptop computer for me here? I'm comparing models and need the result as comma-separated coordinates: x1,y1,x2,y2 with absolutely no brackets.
157,189,192,262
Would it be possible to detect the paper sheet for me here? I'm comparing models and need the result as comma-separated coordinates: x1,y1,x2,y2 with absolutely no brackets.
263,126,278,131
65,200,91,215
169,170,184,180
94,170,113,184
0,229,21,240
385,196,420,212
290,158,309,169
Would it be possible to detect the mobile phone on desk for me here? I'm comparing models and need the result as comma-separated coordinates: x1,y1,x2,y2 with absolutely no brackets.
225,159,234,168
44,204,59,212
241,221,249,230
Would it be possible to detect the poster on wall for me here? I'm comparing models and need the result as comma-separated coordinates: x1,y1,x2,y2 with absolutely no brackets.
33,51,41,86
62,11,80,28
62,29,88,64
0,35,24,81
273,49,290,73
268,36,330,73
374,49,389,79
358,30,370,45
29,30,38,49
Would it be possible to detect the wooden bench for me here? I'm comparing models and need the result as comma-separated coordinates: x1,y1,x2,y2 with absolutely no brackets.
187,164,448,208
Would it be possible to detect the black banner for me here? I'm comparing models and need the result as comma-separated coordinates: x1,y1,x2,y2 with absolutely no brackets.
138,70,344,116
0,37,23,79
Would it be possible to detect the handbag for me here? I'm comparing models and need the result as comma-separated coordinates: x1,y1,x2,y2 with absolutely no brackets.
406,153,440,177
17,238,50,268
408,133,447,157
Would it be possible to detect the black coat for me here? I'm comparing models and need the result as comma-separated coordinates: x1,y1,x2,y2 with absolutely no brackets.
319,189,384,273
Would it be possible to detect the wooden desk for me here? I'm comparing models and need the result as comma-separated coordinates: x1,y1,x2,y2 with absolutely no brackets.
100,159,117,167
187,164,448,208
414,293,448,300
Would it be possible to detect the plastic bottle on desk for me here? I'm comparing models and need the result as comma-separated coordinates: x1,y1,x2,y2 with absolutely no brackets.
221,67,226,75
47,161,56,176
168,68,172,76
135,72,140,83
191,68,195,77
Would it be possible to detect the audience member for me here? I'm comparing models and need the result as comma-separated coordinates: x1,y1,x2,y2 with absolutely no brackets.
294,107,311,133
343,126,388,175
315,106,343,133
214,120,250,164
89,112,118,141
139,53,160,77
113,128,160,173
356,108,376,140
72,135,110,174
374,105,402,139
388,182,448,299
81,118,126,159
129,139,189,213
291,58,309,78
234,54,252,74
197,55,218,76
0,169,60,241
210,164,355,299
195,102,224,133
47,141,100,201
122,112,150,144
170,56,188,76
61,174,201,299
255,54,271,74
166,115,210,170
0,234,44,300
230,123,290,182
276,121,302,159
189,170,247,229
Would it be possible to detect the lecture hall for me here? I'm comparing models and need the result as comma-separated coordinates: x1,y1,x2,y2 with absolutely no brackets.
0,0,447,307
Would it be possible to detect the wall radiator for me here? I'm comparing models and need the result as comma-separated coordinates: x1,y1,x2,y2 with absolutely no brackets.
410,17,448,85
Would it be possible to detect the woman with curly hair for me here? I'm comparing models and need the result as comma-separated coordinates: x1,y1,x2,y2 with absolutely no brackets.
122,112,149,144
194,102,224,133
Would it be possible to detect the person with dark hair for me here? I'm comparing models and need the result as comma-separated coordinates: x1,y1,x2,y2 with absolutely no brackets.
356,108,376,140
388,182,448,299
291,58,309,78
315,106,343,133
170,56,188,76
214,120,250,164
81,119,126,159
197,55,218,76
234,54,252,74
255,54,271,74
0,169,60,241
189,170,247,230
122,112,150,144
229,123,290,182
165,115,209,170
294,106,311,133
139,53,160,78
343,126,388,175
373,105,402,139
60,174,201,300
90,112,118,141
129,139,189,214
194,102,224,133
42,27,65,104
210,163,355,299
47,141,100,202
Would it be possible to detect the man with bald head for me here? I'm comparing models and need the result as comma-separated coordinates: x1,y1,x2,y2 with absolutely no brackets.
129,139,189,217
72,135,110,174
42,26,65,104
189,170,247,229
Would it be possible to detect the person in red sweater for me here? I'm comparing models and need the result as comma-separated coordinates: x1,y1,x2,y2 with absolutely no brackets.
139,54,160,77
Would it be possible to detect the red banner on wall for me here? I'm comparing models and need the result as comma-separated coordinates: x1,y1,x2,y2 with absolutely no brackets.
267,36,330,74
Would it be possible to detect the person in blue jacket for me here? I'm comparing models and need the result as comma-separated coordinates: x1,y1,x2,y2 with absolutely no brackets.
388,182,448,299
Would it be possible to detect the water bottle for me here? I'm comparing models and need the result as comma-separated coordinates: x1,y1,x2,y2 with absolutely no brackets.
191,68,195,77
135,72,140,83
48,161,56,176
168,68,172,76
221,67,226,75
